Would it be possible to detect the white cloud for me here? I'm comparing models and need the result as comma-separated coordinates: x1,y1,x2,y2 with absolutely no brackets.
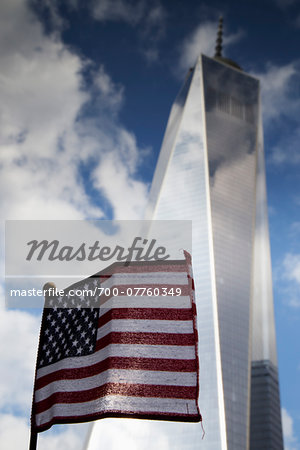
282,408,300,450
269,128,300,166
93,65,124,113
0,0,102,221
91,0,146,24
280,253,300,307
283,253,300,284
0,9,86,157
0,1,149,448
0,294,39,413
277,144,300,168
252,61,300,167
145,3,165,29
177,21,244,76
142,2,166,41
90,0,166,63
91,0,166,35
92,149,149,220
254,62,299,123
0,0,148,222
87,418,171,450
0,413,86,450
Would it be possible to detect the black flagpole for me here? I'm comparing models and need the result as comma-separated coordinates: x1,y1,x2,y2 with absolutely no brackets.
29,430,37,450
29,282,55,450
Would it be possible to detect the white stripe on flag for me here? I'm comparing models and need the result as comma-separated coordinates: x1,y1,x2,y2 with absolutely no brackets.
99,295,191,309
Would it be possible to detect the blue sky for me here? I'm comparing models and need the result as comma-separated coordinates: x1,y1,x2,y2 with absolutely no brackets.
0,0,299,449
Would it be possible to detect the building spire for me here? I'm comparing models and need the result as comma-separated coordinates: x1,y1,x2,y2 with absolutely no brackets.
213,16,242,70
214,16,223,58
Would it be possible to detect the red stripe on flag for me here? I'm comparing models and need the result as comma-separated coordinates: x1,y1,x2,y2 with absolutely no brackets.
98,308,192,327
95,332,195,351
99,262,188,276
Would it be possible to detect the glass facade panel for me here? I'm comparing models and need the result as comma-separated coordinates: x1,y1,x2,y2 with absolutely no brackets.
150,59,224,449
202,55,259,449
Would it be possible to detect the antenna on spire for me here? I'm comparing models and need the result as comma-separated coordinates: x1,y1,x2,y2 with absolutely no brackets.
213,16,242,70
214,16,223,58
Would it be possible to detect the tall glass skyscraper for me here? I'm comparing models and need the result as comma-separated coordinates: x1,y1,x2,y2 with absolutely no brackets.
145,41,283,450
86,27,283,450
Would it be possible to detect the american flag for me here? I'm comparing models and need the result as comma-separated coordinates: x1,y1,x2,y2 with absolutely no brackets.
31,251,201,433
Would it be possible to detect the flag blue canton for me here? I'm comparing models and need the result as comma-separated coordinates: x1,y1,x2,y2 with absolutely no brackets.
38,278,100,368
